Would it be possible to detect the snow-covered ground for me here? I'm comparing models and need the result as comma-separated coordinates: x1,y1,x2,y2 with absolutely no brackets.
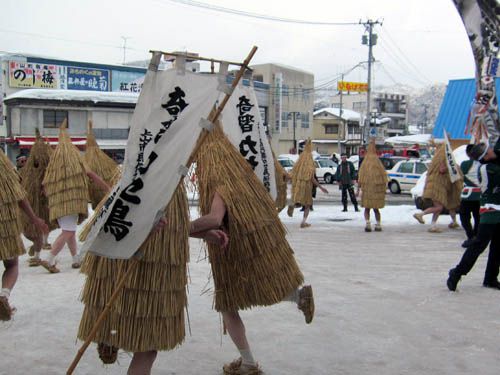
1,204,499,375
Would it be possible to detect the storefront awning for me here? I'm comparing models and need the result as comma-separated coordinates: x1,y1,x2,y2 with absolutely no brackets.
14,136,127,149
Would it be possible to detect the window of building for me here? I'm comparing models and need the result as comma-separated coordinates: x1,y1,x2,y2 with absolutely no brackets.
282,84,289,97
324,124,339,134
352,101,366,112
281,112,289,128
43,110,68,128
301,112,309,128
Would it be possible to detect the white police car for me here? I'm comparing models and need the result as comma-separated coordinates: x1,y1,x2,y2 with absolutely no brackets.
387,159,429,194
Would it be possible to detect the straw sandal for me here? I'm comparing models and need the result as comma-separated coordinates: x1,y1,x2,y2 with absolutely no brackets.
413,213,425,224
71,262,81,269
0,296,14,321
374,224,382,232
28,245,35,257
364,223,372,232
28,257,41,267
42,243,52,250
223,358,262,375
448,222,460,229
97,342,119,364
298,285,315,324
300,222,311,228
40,260,60,273
223,358,242,374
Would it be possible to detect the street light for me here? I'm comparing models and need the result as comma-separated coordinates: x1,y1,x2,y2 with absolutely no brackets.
288,111,300,154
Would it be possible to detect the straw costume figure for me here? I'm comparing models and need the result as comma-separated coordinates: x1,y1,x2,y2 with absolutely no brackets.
287,140,328,228
40,120,110,273
190,122,314,375
0,149,48,321
413,144,463,232
83,120,119,209
77,182,228,373
357,140,388,232
273,151,289,213
19,129,57,266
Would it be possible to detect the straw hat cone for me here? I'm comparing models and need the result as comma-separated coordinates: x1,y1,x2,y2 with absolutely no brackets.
78,183,189,353
423,144,463,209
194,122,303,312
83,121,119,209
20,129,57,239
290,140,315,207
0,149,27,260
358,140,387,209
273,150,289,213
42,119,89,225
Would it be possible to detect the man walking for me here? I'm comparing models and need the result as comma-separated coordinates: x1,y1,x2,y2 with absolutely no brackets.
459,144,481,247
335,153,359,212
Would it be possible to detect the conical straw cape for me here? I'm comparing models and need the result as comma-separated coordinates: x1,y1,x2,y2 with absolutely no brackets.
423,144,463,209
0,149,26,260
20,129,57,238
83,121,119,209
78,183,190,352
194,122,303,312
358,141,387,209
273,151,289,213
42,120,89,224
290,140,315,206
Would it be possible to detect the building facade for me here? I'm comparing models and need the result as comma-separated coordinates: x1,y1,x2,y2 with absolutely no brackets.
251,63,314,154
330,91,408,139
312,108,362,156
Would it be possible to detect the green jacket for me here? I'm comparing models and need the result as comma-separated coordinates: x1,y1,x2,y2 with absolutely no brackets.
460,159,481,201
479,162,500,224
336,161,356,186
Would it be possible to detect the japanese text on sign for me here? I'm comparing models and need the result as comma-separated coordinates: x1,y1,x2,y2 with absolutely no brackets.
337,81,368,93
67,67,110,91
9,61,62,89
237,95,259,170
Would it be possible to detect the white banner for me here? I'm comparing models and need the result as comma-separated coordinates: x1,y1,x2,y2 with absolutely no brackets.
444,131,461,183
82,58,220,259
222,84,277,199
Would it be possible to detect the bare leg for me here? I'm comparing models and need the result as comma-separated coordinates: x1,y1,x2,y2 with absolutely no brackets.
301,205,310,225
364,208,370,222
66,232,78,257
2,258,19,291
50,231,72,257
223,311,257,368
374,209,381,223
128,351,158,375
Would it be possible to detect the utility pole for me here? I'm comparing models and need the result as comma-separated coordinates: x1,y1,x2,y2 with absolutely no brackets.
360,19,382,144
288,112,300,153
338,73,344,156
121,36,131,64
422,104,429,134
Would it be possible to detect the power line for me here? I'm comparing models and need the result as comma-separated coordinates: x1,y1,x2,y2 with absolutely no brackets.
158,0,360,26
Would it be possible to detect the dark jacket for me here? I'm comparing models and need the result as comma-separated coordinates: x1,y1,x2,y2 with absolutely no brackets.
335,161,356,186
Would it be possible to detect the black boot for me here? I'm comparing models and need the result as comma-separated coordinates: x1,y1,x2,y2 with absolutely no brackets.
342,205,347,212
447,268,461,291
483,280,500,290
354,205,360,212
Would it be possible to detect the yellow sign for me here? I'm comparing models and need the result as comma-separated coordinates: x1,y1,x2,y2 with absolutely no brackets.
337,81,368,92
9,61,61,89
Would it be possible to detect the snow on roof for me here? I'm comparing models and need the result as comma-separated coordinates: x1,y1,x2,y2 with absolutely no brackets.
385,134,432,145
4,89,139,104
313,107,361,122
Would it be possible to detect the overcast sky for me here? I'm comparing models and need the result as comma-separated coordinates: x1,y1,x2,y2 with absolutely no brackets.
0,0,475,90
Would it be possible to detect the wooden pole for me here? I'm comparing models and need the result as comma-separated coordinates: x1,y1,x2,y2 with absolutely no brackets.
66,256,140,375
149,49,253,69
65,45,257,375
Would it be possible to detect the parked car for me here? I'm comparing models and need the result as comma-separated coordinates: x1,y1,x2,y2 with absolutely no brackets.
277,158,295,173
379,156,408,170
315,159,337,184
386,159,429,194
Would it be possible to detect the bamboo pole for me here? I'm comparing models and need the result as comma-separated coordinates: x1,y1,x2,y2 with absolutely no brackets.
149,49,254,69
66,45,257,375
66,256,140,374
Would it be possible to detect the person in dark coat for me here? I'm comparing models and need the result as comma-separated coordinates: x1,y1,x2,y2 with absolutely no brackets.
335,153,359,212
